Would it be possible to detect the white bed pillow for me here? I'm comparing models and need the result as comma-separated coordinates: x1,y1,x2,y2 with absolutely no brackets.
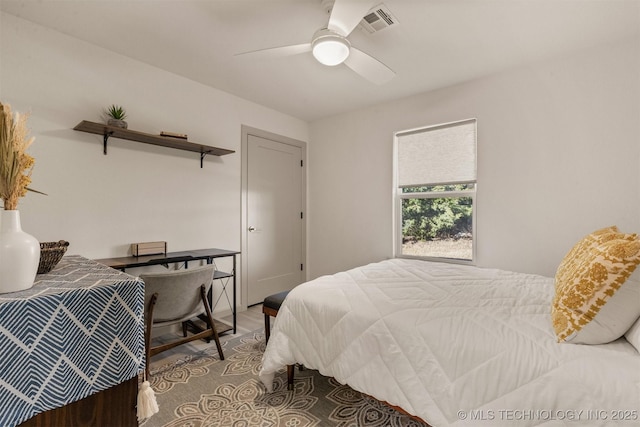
624,307,640,353
565,267,640,345
552,233,640,344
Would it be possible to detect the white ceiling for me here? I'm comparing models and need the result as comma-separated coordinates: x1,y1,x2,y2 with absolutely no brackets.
1,0,638,121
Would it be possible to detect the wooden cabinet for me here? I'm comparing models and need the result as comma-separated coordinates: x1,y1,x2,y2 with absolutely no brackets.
18,378,138,427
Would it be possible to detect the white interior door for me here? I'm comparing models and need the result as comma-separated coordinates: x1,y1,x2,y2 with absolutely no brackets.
246,133,305,305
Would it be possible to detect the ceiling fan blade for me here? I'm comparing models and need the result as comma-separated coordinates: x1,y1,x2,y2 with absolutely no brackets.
235,43,311,59
327,0,378,37
344,47,395,84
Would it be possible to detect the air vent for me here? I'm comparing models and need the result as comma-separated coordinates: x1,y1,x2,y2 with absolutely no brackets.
359,3,398,34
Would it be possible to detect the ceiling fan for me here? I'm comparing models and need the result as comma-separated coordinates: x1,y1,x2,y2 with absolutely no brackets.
236,0,395,85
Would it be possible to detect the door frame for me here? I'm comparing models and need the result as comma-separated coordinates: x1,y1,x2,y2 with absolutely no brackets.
240,125,307,310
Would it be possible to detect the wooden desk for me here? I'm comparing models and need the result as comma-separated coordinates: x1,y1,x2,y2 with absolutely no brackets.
95,248,240,334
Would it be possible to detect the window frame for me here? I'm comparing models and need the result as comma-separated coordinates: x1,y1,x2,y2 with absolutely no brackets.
393,119,477,264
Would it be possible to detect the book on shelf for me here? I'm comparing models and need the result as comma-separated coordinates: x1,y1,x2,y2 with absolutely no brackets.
160,131,188,140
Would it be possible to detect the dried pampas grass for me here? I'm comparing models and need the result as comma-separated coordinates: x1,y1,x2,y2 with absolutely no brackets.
0,102,36,210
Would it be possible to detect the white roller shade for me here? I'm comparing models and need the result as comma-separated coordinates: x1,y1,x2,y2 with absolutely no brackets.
396,119,476,187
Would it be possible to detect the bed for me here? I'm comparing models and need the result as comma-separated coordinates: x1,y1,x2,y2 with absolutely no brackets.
259,257,640,426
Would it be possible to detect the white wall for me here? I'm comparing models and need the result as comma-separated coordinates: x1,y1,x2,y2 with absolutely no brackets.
308,37,640,278
0,12,308,269
3,12,639,287
1,13,309,315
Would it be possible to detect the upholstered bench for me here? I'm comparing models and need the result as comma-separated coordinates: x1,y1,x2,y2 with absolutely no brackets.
262,290,290,343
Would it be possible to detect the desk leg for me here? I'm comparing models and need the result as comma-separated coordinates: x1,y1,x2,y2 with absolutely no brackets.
206,257,213,309
233,255,237,334
202,255,235,335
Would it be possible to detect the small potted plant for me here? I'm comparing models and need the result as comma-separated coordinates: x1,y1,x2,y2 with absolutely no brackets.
105,104,128,129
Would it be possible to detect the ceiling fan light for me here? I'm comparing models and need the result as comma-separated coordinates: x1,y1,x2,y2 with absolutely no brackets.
312,33,350,66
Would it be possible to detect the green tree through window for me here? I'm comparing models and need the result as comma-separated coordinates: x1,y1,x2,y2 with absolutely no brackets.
402,185,472,241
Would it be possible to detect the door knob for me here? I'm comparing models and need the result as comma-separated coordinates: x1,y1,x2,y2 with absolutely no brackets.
248,226,256,232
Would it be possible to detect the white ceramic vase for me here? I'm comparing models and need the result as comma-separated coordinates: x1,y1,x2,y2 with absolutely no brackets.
0,210,40,294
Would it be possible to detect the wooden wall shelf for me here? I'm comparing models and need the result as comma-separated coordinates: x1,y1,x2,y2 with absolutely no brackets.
73,120,234,167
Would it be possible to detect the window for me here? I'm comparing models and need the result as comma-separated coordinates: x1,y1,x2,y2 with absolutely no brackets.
393,119,477,262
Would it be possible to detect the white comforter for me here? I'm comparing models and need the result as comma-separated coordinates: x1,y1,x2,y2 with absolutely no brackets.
259,259,640,426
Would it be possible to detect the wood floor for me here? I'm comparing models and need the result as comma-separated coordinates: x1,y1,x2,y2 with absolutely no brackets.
149,304,265,368
222,303,265,336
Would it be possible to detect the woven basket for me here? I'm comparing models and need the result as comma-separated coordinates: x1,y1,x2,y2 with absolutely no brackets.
38,240,69,274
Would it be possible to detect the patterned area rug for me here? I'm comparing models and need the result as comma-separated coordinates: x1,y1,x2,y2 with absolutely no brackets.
140,330,428,426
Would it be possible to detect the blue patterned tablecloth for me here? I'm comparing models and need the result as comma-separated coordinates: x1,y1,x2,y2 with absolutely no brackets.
0,255,145,427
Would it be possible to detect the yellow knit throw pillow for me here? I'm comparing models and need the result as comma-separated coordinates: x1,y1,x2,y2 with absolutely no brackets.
552,235,640,344
555,226,620,285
